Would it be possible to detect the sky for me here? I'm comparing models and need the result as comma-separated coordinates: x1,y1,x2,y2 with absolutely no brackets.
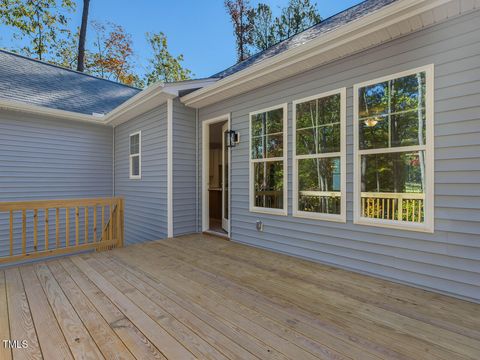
0,0,364,78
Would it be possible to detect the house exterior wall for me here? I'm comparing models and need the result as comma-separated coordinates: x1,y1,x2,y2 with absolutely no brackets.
198,10,480,301
0,110,113,257
172,98,198,236
114,104,168,244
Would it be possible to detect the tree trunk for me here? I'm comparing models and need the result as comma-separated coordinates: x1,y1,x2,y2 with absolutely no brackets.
77,0,90,72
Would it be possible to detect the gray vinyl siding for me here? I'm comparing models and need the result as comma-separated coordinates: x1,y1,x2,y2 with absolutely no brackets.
198,10,480,301
172,98,198,236
0,110,113,257
114,104,168,244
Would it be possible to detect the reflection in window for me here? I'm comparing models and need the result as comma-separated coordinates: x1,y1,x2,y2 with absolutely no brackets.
294,92,344,219
250,106,286,212
357,71,428,224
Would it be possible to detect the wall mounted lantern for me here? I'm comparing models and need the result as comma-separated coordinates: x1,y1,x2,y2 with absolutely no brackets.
226,130,240,148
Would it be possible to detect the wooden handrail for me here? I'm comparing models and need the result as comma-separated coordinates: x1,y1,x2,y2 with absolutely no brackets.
0,197,124,265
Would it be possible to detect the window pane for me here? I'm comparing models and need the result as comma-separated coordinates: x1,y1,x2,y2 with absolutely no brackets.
296,128,316,155
391,111,426,147
296,100,317,129
130,134,139,155
296,94,341,155
298,157,341,214
251,107,284,160
318,94,340,125
358,82,388,119
131,155,140,176
358,71,427,150
318,123,340,153
251,136,264,159
359,117,388,150
360,151,425,223
254,161,283,209
251,114,264,137
266,133,283,158
392,72,425,113
267,108,283,134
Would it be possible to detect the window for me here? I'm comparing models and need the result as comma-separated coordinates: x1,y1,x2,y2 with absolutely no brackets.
129,131,141,179
249,104,288,215
353,65,434,232
293,88,346,222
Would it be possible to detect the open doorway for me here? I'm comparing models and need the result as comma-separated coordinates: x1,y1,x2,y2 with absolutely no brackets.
202,116,230,237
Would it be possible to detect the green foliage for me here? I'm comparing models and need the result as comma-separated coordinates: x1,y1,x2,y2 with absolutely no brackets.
0,0,75,60
250,0,321,52
250,3,275,52
273,0,320,42
144,32,192,86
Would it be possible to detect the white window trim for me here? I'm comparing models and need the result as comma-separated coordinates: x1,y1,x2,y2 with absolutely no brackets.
292,88,347,223
353,64,435,233
249,103,288,216
129,130,142,180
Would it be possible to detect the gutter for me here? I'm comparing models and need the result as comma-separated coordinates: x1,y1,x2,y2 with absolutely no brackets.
0,98,104,124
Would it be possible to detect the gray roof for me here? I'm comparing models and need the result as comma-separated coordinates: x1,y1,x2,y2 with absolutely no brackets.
212,0,398,79
0,49,140,115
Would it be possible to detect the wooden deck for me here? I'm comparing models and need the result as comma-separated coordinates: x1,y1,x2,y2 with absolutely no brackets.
0,234,479,360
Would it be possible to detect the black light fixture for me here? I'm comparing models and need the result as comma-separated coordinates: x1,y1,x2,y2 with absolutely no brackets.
226,130,240,148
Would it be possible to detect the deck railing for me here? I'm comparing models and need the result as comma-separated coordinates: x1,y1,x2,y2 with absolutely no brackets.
361,192,424,222
0,197,124,265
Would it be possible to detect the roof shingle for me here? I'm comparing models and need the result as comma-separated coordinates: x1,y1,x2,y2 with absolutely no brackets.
0,49,140,115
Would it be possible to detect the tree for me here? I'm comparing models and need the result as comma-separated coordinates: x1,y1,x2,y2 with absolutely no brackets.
144,32,191,85
0,0,75,60
88,21,137,85
52,27,80,69
76,0,89,71
224,0,254,62
251,3,275,51
273,0,320,42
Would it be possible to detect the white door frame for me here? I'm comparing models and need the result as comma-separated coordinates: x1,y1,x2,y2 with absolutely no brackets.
201,114,231,236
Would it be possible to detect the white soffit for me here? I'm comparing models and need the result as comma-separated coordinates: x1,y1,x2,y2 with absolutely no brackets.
181,0,479,108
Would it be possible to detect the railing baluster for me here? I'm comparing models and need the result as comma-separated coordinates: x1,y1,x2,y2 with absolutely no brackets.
22,210,26,255
361,197,365,217
101,206,105,240
418,200,422,223
381,198,385,219
33,209,38,251
65,207,70,247
93,206,97,243
45,208,49,250
405,200,409,222
9,210,13,256
75,207,79,246
386,199,390,220
85,207,89,244
56,208,59,248
117,200,121,244
412,200,416,221
109,204,113,241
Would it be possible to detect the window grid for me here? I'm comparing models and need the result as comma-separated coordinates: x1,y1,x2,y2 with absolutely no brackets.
292,88,346,222
353,65,434,232
129,131,141,180
249,104,288,216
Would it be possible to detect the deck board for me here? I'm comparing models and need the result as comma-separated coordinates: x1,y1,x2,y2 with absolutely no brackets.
1,234,479,359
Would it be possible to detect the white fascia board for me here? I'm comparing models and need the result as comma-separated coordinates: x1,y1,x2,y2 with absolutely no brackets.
0,98,104,124
181,0,470,108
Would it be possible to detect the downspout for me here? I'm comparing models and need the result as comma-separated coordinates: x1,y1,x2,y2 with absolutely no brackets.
195,108,199,233
112,126,115,196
